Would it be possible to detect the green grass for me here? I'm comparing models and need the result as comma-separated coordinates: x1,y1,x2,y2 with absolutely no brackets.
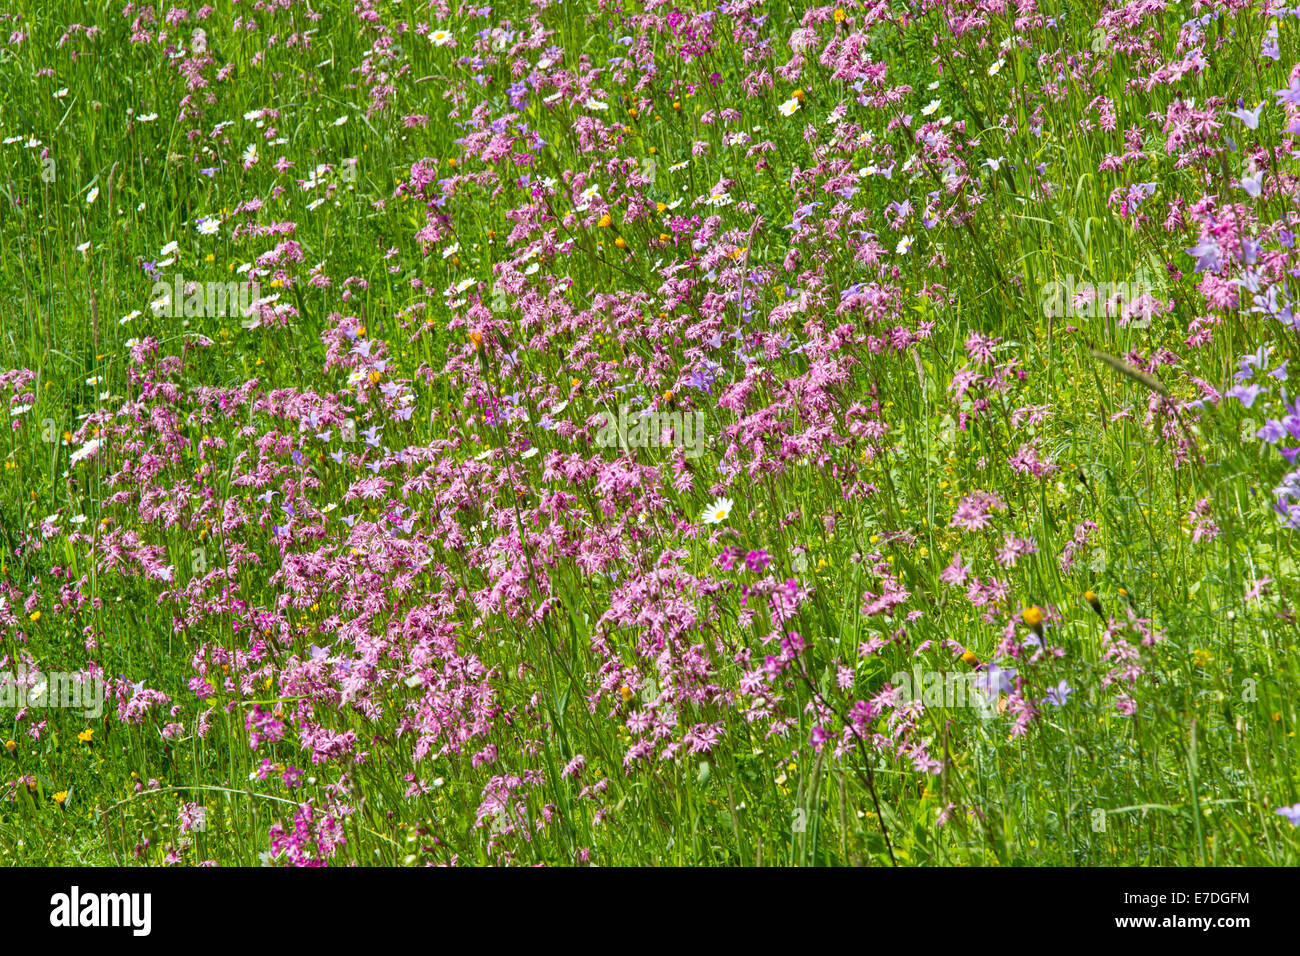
0,0,1297,865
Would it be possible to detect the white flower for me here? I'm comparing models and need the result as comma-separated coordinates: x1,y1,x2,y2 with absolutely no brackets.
196,216,221,236
430,29,453,46
333,115,348,127
9,404,32,416
69,438,102,465
779,98,800,116
705,180,732,206
896,235,913,255
988,58,1004,76
701,496,734,525
86,186,99,205
922,99,941,116
243,143,258,165
584,98,609,111
243,109,264,122
137,112,158,123
159,240,179,256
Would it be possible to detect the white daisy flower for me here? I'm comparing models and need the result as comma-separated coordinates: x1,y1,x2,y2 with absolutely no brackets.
701,496,734,525
69,438,102,465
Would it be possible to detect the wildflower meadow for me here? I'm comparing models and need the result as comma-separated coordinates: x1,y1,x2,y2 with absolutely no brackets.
1,0,1299,874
